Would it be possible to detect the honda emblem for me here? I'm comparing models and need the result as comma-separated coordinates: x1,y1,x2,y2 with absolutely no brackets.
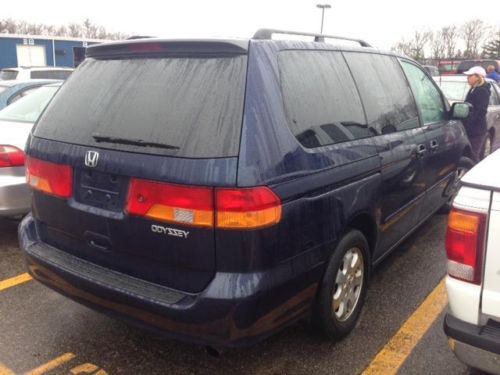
85,151,99,168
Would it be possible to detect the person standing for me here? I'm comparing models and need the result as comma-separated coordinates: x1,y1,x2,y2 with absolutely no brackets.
486,65,500,83
463,66,491,162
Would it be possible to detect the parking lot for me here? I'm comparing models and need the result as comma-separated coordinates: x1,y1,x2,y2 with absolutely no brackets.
0,214,477,375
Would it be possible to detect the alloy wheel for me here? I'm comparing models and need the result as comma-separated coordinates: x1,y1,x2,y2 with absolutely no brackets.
332,247,364,322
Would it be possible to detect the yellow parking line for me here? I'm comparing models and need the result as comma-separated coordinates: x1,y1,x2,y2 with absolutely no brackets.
0,273,32,292
24,353,76,375
0,363,16,375
362,278,447,375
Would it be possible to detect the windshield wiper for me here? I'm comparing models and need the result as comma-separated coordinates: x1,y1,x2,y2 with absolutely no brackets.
92,134,179,150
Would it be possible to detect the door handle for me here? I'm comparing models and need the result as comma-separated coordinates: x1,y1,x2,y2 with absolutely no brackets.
84,231,111,252
416,144,426,158
430,140,439,151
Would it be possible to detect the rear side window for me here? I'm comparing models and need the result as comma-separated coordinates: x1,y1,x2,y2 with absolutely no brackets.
0,70,18,80
30,70,72,79
344,53,420,134
34,56,247,158
278,50,369,148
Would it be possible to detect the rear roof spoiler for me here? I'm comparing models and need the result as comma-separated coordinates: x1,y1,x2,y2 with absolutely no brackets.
252,28,372,47
86,39,249,59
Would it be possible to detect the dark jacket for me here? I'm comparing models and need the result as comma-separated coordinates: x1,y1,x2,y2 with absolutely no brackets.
464,82,490,137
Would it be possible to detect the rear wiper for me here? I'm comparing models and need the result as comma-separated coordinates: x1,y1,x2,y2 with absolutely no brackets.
92,134,179,150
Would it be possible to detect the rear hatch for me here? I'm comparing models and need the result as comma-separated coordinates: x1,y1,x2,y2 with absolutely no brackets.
28,40,248,293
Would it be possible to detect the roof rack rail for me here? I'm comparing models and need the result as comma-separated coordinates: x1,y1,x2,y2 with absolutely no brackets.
252,28,372,47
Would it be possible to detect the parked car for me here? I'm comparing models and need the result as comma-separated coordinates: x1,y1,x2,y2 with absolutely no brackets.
424,65,439,77
19,30,474,349
0,79,60,110
0,67,73,81
457,59,500,75
438,60,462,75
0,82,61,218
435,75,500,158
444,148,500,375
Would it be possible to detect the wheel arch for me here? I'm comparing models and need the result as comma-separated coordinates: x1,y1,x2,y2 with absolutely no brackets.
346,213,378,262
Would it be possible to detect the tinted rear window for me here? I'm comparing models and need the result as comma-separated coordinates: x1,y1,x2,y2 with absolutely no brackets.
0,70,18,80
30,70,72,79
34,56,247,158
278,50,368,148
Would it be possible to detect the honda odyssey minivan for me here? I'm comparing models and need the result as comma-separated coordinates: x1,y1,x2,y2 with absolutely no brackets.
20,29,473,348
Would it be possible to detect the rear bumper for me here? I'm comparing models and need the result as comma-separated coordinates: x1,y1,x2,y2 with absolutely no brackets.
444,313,500,374
19,214,321,348
0,173,30,217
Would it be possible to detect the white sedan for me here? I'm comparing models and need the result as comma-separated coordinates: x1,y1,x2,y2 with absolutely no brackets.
444,149,500,374
0,82,61,218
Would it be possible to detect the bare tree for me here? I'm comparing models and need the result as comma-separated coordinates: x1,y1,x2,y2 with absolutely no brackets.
430,30,446,59
391,39,413,57
410,30,432,61
0,18,126,40
441,26,458,58
461,19,487,58
67,23,82,38
0,18,17,33
482,28,500,58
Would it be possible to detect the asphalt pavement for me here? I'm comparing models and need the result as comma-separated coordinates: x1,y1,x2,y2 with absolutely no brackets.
0,214,476,374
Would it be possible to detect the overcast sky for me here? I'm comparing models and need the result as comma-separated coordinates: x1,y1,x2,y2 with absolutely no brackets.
3,0,500,49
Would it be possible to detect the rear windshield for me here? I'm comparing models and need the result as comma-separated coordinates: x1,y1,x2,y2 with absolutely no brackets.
34,56,247,158
0,70,18,80
30,70,72,79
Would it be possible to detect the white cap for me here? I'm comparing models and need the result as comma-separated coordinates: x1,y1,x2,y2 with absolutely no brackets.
463,66,486,77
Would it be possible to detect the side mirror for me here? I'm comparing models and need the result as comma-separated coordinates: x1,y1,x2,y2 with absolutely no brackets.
450,102,471,120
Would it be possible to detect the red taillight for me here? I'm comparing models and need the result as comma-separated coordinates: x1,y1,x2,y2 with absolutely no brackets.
445,208,487,284
216,187,282,229
126,179,282,230
0,145,25,168
26,157,73,198
127,179,214,228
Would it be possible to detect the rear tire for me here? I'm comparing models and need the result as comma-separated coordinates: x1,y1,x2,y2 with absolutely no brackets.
313,230,370,340
439,156,474,214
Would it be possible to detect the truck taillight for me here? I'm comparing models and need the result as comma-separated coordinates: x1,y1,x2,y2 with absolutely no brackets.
26,157,73,198
0,145,25,168
446,208,487,285
126,179,282,230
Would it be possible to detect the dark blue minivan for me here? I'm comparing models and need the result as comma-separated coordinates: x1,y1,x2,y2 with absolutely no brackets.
19,29,473,348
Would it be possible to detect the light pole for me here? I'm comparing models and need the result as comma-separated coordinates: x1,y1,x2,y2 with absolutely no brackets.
316,4,331,34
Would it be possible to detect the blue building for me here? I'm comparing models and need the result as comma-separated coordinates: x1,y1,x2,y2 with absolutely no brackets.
0,34,104,69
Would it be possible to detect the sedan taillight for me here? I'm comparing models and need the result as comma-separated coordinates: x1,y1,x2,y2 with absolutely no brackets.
0,145,25,168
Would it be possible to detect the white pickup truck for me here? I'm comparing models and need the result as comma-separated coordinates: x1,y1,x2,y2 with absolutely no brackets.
444,149,500,374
